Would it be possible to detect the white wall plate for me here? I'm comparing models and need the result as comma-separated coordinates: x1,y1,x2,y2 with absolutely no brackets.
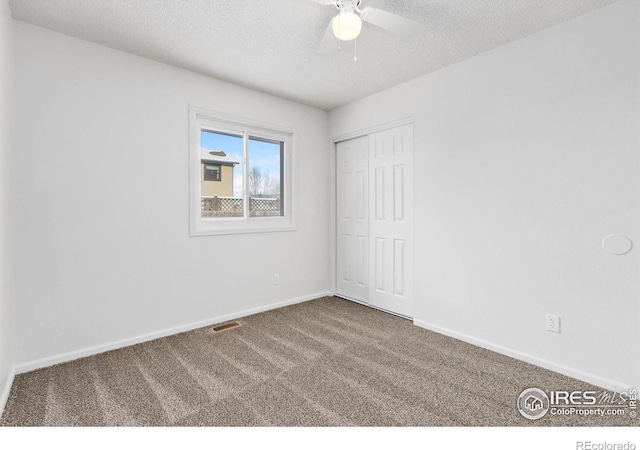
602,234,633,255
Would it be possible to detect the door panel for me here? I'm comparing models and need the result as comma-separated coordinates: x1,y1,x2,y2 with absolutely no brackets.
368,125,413,317
336,136,369,302
374,237,386,293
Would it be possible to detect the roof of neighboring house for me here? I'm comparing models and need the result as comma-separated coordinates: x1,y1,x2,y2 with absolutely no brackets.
201,149,239,166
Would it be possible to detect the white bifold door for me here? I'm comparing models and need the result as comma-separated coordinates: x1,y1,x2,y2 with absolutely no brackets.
336,124,413,318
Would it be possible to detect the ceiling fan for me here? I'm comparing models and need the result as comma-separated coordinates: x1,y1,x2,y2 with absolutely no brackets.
314,0,422,56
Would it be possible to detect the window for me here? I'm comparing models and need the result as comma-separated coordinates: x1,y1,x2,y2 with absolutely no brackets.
190,107,294,236
203,164,221,181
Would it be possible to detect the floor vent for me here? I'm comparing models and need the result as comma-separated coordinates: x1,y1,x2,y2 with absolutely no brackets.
210,321,242,333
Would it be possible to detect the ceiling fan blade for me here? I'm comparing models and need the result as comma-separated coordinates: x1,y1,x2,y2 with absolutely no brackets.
317,19,339,56
359,7,422,37
292,0,335,5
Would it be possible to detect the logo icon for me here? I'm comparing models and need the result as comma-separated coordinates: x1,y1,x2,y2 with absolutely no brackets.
518,388,550,420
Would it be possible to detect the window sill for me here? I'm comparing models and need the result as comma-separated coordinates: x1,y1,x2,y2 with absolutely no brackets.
190,217,297,236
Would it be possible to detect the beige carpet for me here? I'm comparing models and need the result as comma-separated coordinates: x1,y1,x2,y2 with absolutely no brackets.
0,297,634,426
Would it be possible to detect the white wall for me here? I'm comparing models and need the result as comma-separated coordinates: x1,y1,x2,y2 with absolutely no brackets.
13,22,331,367
0,0,15,410
330,0,640,390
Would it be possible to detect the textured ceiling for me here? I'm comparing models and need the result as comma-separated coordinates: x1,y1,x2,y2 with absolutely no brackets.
9,0,619,110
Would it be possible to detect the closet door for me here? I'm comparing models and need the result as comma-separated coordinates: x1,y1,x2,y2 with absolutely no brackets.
336,136,369,303
368,124,413,317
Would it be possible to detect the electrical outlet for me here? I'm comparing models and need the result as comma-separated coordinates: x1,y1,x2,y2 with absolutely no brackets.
546,314,561,333
273,273,280,285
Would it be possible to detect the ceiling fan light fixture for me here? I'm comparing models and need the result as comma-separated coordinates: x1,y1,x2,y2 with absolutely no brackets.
332,10,362,41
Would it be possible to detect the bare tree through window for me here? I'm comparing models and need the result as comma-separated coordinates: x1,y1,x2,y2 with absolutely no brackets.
248,166,278,197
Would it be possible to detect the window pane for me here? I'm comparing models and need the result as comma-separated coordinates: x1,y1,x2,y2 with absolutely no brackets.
248,136,283,217
200,130,243,218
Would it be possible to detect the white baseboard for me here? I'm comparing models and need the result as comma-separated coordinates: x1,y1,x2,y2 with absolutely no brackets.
0,366,16,417
14,291,331,375
414,319,633,393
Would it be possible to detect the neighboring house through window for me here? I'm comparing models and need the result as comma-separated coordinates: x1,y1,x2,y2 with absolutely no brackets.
201,149,237,191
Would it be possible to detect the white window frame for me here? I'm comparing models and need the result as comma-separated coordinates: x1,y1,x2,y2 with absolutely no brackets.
189,106,295,236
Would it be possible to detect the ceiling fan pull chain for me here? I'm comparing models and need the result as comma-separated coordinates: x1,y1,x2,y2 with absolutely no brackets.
354,37,358,62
